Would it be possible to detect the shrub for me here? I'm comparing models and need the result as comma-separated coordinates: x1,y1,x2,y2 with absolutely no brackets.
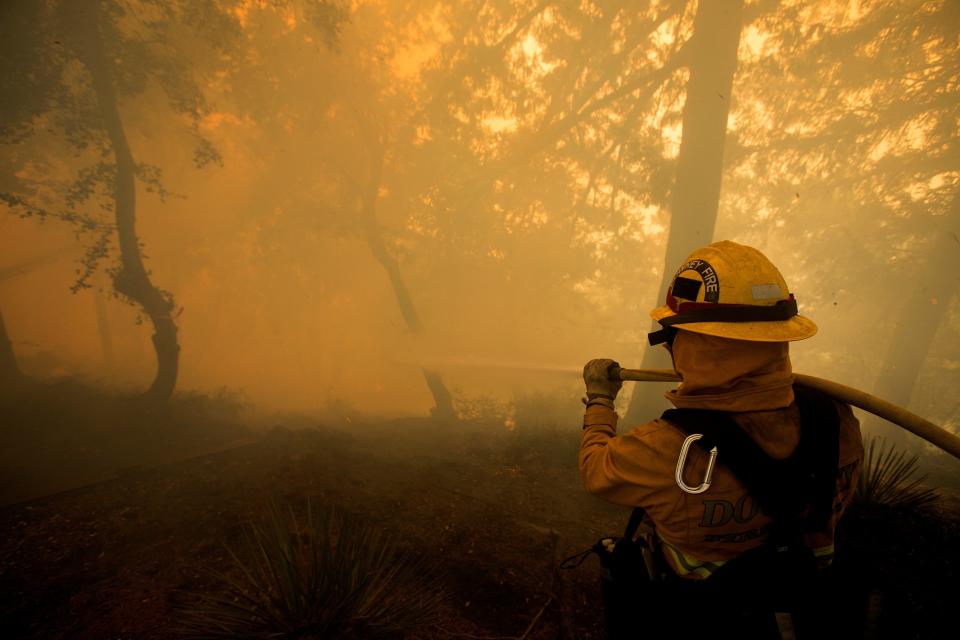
176,501,443,639
854,437,939,513
452,392,509,425
506,387,585,468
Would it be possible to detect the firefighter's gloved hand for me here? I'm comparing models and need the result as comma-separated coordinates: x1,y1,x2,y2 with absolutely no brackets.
583,358,623,403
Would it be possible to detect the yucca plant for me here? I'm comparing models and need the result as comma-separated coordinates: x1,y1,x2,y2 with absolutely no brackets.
855,437,939,513
176,501,443,639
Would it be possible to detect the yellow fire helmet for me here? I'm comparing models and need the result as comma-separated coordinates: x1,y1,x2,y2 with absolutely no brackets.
648,240,817,344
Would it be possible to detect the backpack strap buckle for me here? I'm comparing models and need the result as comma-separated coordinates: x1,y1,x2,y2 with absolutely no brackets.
675,434,718,494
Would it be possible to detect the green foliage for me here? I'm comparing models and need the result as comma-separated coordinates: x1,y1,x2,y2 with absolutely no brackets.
176,502,443,639
855,437,939,513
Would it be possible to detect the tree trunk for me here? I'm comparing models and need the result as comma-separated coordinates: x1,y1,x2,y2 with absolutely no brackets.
865,189,960,451
93,279,116,369
0,307,22,391
69,0,179,403
625,0,744,425
355,123,456,421
0,251,72,392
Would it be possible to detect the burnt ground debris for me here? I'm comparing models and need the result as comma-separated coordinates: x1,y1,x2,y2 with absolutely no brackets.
1,383,958,639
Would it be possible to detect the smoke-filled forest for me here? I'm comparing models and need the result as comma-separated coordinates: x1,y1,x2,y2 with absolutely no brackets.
1,0,958,638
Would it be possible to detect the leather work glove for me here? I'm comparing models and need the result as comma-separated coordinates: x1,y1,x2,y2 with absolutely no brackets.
582,358,623,408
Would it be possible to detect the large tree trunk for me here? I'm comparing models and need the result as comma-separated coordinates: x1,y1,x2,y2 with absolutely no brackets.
69,0,179,403
625,0,744,425
865,189,960,451
0,307,22,391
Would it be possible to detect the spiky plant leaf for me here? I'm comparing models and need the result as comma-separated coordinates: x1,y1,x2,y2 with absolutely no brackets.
175,500,443,639
855,437,939,513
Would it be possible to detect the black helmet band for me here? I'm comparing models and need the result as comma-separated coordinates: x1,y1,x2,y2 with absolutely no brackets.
648,296,799,346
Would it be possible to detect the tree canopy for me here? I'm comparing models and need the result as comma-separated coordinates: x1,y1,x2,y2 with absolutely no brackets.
1,0,957,426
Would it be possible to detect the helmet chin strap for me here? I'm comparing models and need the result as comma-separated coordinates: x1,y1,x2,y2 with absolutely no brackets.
646,326,682,377
648,325,678,346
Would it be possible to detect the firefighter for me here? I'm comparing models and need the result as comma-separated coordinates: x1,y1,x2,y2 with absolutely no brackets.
579,240,864,639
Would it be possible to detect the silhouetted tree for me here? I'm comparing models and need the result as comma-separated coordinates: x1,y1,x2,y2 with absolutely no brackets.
722,0,959,443
348,103,456,420
625,0,745,424
0,308,21,390
294,1,726,416
337,1,701,392
867,189,960,449
0,0,239,401
0,248,77,389
64,0,180,401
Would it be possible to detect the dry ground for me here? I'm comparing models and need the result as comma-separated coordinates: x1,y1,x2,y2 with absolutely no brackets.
1,384,958,639
1,410,624,639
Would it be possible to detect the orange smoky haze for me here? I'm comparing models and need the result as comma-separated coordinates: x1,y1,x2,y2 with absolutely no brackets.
0,0,958,438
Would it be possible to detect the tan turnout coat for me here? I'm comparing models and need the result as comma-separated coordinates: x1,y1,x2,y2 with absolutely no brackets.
579,331,863,579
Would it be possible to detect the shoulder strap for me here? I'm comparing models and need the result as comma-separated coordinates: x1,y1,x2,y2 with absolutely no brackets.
661,385,840,535
791,385,841,529
623,506,646,540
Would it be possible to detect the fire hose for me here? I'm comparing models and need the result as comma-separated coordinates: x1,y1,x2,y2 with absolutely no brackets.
610,366,960,461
